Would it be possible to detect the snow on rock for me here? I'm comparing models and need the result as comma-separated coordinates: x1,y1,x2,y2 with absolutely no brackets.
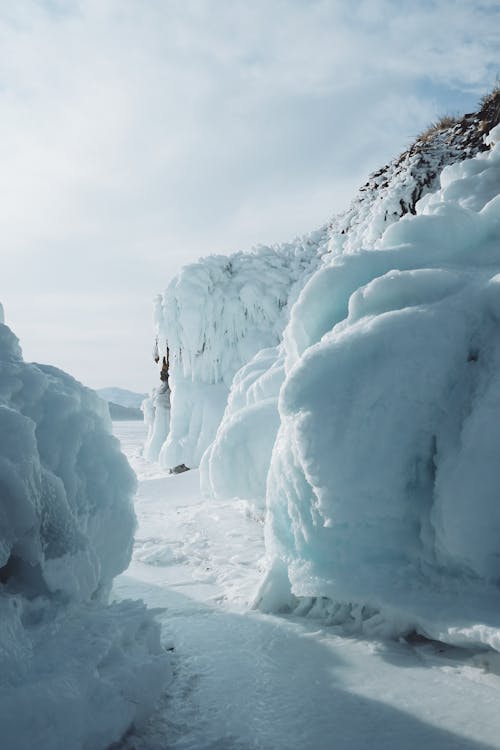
484,121,500,148
327,103,492,258
258,129,500,649
0,317,170,750
152,237,324,470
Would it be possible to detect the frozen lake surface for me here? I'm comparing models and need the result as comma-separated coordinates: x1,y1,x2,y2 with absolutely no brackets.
113,421,500,750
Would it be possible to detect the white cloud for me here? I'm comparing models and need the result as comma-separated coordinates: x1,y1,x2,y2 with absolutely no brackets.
1,0,498,389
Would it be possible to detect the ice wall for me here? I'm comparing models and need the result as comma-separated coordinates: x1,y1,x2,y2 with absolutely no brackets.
0,316,170,750
258,126,500,649
152,237,324,470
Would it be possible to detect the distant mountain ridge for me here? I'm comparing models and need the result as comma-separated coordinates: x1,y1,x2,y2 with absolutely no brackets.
97,387,147,409
107,401,143,421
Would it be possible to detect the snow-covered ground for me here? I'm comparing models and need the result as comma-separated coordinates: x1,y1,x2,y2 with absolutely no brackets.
114,421,500,750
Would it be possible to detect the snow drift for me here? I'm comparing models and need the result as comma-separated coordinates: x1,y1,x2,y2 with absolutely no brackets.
0,317,170,750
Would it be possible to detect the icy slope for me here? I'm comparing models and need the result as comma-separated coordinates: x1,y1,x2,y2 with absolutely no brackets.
0,317,170,750
259,125,500,649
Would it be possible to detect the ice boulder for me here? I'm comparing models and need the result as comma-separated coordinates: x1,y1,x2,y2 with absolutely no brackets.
0,315,170,750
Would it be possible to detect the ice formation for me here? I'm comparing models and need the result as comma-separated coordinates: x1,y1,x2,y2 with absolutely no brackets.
0,316,170,750
200,345,284,509
143,381,171,462
259,123,500,646
149,239,322,471
150,96,500,648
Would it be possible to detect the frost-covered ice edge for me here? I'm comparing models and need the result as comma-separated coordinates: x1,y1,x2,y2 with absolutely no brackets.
0,315,170,750
148,110,500,650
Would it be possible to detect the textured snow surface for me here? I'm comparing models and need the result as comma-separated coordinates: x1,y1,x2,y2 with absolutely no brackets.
0,320,170,750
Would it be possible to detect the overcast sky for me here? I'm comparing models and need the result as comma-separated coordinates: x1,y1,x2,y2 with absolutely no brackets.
1,0,499,392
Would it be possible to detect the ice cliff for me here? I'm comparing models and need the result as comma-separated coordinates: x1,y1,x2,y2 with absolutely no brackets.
150,92,500,648
147,238,322,469
0,318,170,750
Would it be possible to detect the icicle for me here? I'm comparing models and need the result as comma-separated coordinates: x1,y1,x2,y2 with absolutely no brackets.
153,337,160,363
